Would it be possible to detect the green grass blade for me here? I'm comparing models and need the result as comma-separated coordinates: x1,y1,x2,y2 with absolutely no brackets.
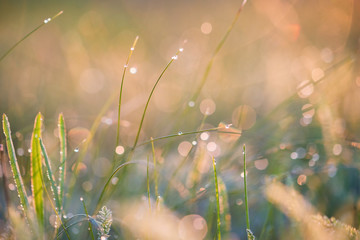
0,11,63,62
212,156,221,240
115,36,139,157
81,197,95,240
30,113,44,226
2,114,30,215
39,166,71,240
243,144,255,240
131,48,183,152
58,113,67,211
39,138,61,213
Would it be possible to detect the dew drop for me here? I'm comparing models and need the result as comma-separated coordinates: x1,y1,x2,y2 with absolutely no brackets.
172,55,178,60
74,148,79,153
130,67,137,74
178,131,183,135
130,47,134,51
188,101,195,107
28,148,32,153
80,197,83,201
192,141,197,146
124,64,128,68
111,177,119,185
179,48,184,52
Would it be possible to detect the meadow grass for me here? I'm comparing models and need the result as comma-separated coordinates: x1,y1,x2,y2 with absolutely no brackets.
0,3,359,240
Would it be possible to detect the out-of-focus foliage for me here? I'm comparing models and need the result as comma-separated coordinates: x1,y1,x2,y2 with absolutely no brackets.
0,0,360,239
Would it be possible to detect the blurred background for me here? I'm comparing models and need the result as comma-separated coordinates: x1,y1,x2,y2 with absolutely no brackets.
0,0,359,239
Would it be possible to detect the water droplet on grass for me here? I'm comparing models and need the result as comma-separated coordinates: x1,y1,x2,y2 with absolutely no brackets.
178,131,183,135
74,148,79,153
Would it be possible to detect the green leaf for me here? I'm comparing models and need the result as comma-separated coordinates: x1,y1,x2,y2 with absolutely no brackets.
212,156,221,240
2,114,30,215
30,113,44,226
58,113,67,211
39,138,61,213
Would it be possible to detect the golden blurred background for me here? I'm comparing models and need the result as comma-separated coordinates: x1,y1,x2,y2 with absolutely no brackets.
1,0,360,239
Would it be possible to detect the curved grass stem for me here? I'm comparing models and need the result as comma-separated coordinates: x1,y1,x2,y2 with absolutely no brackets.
130,49,183,153
114,36,139,162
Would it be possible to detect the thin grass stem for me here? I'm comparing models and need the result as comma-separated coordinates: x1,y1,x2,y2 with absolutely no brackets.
81,197,95,240
130,48,183,153
243,144,255,240
138,127,242,147
115,36,139,160
0,11,63,62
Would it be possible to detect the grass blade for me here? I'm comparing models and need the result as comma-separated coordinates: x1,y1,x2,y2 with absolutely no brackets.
212,156,221,240
115,36,139,157
81,197,95,240
0,11,63,62
58,113,67,211
39,138,61,213
2,114,30,216
39,167,70,240
130,48,183,153
243,144,255,240
30,113,44,226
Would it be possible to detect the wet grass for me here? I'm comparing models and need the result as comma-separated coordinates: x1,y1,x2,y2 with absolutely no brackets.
0,3,359,240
